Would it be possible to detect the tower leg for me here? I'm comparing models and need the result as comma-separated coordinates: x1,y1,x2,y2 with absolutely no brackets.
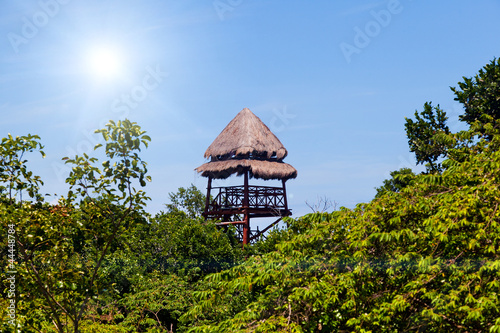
242,211,250,245
204,176,212,218
243,170,250,245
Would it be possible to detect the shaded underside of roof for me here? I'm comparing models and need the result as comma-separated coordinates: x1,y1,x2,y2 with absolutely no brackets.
204,108,288,160
195,159,297,180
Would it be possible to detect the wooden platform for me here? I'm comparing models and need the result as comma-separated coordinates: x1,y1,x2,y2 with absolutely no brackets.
203,185,291,219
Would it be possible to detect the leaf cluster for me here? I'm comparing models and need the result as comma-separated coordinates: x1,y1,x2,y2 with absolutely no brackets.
405,102,451,172
0,119,153,333
0,133,45,202
453,58,500,128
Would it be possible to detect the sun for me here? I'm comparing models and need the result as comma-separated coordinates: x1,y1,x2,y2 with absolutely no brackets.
86,47,123,80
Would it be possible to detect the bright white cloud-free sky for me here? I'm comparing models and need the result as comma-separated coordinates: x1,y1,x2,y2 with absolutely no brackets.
1,0,499,219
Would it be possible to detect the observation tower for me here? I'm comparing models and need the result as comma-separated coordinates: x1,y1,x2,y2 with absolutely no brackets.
195,108,297,244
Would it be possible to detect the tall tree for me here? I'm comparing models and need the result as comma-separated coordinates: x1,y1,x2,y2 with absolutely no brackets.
405,102,451,172
452,58,500,129
5,119,151,333
165,184,206,219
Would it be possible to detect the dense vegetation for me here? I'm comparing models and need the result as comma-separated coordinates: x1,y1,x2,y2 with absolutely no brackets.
1,58,500,332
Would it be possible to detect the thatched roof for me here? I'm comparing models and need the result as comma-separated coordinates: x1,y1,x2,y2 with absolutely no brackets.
203,108,288,160
195,108,297,180
196,159,297,180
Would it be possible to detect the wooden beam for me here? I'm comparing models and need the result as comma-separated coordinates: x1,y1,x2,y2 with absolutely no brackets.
216,221,246,226
250,217,283,241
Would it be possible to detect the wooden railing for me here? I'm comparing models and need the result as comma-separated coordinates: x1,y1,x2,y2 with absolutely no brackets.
207,185,287,212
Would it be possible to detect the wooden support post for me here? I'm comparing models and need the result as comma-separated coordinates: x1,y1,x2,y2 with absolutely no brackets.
243,170,250,245
242,213,250,245
243,171,249,208
204,176,212,218
282,179,289,213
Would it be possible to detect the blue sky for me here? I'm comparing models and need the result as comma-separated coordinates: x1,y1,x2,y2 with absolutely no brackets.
1,0,500,219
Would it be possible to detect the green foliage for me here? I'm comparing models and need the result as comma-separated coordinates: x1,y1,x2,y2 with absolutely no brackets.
184,131,500,332
405,102,452,172
64,119,151,209
119,273,191,332
452,58,500,130
0,119,151,333
375,167,416,198
165,184,206,219
0,133,45,202
146,212,241,280
76,186,243,332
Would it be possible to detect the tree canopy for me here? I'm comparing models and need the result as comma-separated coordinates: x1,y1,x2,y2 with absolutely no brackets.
183,127,500,331
405,102,451,173
452,58,500,128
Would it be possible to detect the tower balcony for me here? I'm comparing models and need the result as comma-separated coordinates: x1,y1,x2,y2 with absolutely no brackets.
203,185,291,219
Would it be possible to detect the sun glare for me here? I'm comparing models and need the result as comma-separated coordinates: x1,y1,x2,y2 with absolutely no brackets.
86,47,123,80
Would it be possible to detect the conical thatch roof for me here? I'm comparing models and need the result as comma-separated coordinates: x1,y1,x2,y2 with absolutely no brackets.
203,108,288,160
195,108,297,180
